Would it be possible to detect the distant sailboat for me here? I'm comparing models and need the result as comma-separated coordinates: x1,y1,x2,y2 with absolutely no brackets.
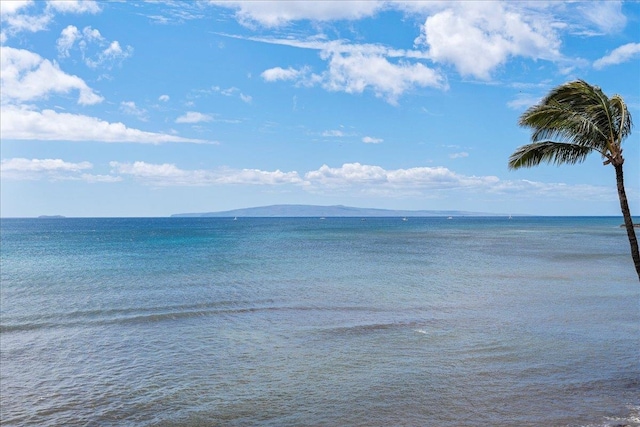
402,217,408,221
233,217,237,221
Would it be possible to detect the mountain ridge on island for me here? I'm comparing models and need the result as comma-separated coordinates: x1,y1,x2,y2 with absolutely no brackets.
171,204,509,218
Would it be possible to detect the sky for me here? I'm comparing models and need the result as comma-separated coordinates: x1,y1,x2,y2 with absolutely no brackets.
1,0,639,217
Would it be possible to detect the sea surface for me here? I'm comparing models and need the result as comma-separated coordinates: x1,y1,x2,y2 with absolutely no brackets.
1,216,638,427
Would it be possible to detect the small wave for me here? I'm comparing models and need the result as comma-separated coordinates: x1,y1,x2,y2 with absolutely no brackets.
1,304,395,333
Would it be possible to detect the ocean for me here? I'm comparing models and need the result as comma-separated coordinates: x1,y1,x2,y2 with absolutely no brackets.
1,216,638,426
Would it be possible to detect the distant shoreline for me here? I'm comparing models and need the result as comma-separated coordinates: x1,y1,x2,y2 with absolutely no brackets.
170,204,513,218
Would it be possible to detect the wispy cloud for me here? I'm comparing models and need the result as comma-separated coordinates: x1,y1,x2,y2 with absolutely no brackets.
1,105,208,144
322,129,347,137
120,101,148,121
56,25,133,68
593,42,640,69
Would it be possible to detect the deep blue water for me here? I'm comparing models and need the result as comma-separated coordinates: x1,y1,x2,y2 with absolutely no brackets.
1,217,638,426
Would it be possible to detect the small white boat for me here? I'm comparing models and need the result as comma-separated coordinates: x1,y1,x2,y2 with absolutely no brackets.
447,216,453,220
233,217,237,221
402,217,408,221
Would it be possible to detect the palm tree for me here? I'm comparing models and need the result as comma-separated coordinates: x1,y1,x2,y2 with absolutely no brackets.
509,79,639,281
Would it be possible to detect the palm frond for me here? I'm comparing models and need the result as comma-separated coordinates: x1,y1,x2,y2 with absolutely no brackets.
508,141,594,170
518,80,634,155
610,94,633,145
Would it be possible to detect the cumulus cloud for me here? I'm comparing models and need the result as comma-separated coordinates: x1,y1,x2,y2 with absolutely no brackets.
0,157,120,183
159,94,170,102
1,105,208,144
593,43,640,69
1,46,103,105
1,0,100,38
259,45,445,103
109,161,304,186
211,1,383,27
175,111,213,124
2,157,93,173
56,25,133,68
47,0,101,14
415,2,561,80
321,51,445,104
56,25,80,57
261,66,306,81
3,157,616,202
304,163,499,191
218,2,620,84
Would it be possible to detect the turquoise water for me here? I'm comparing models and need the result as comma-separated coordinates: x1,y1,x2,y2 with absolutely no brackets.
1,217,638,426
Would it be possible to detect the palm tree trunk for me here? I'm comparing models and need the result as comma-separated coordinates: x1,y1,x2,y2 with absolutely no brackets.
614,163,640,281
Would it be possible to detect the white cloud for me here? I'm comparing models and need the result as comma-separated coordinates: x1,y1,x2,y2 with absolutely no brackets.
415,2,561,80
593,43,640,69
449,152,469,159
120,101,148,121
1,157,92,173
0,157,121,183
0,46,104,105
322,130,346,137
109,161,304,186
362,136,383,144
86,40,133,68
261,66,304,82
1,0,100,39
159,95,170,102
47,1,101,15
576,1,626,35
304,163,498,190
211,1,383,27
321,51,445,104
1,105,208,144
259,45,445,103
211,86,253,103
0,1,34,15
6,157,614,203
56,25,80,57
56,26,133,68
175,111,213,124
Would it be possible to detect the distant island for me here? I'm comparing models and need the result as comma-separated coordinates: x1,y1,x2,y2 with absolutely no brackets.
171,204,507,218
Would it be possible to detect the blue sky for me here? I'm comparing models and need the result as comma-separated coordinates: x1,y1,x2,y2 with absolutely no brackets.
1,1,639,217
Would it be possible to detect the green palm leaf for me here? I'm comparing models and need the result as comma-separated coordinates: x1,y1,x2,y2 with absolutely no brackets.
508,141,593,170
